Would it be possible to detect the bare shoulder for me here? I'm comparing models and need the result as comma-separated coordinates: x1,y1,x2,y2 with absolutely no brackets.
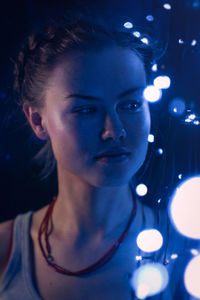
0,219,14,278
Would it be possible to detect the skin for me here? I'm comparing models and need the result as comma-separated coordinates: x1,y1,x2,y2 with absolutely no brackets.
23,46,151,252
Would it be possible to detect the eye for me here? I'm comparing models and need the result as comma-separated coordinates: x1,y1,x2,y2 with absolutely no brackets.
122,101,143,111
73,107,97,114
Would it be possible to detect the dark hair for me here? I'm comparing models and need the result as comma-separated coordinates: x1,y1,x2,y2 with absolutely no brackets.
13,11,161,184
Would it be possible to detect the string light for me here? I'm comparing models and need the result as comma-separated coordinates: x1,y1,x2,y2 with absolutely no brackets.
133,31,141,38
136,229,163,252
163,3,172,10
130,263,169,299
191,39,197,46
178,39,184,44
136,183,148,196
148,134,155,143
146,15,154,22
123,22,134,29
168,176,200,239
143,85,162,103
140,37,149,44
151,63,158,72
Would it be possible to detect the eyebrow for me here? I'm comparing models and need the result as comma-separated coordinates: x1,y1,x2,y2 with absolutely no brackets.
65,87,145,101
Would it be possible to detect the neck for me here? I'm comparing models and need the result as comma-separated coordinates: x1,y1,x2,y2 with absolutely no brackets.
51,170,137,248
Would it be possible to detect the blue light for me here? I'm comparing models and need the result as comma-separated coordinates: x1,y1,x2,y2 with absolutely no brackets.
171,253,178,259
136,229,163,252
185,118,192,123
153,76,171,89
168,97,186,116
157,148,164,155
143,85,162,103
130,263,169,298
178,39,184,44
163,3,172,10
146,15,154,22
124,22,134,29
133,31,141,38
194,120,200,125
188,114,196,120
140,37,149,45
168,176,200,239
152,64,158,72
148,134,155,143
136,183,148,196
191,39,197,46
184,255,200,298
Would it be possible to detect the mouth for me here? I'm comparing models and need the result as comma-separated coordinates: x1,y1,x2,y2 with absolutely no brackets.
94,153,130,163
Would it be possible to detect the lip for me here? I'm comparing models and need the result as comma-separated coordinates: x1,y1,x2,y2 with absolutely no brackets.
95,153,130,164
94,147,131,159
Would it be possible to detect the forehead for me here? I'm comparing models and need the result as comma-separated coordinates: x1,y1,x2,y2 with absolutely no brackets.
46,47,146,94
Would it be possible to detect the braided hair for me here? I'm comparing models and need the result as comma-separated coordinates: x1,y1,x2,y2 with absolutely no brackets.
13,12,160,184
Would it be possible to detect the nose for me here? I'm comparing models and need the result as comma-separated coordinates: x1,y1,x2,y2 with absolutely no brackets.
101,113,127,141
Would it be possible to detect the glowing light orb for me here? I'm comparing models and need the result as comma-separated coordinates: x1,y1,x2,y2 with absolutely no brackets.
191,39,197,46
170,253,178,259
148,134,154,143
188,114,196,120
152,64,158,72
143,85,162,103
194,120,200,125
140,37,149,45
190,249,199,256
178,39,184,44
153,76,171,89
146,15,154,22
185,118,192,123
178,174,183,179
157,148,163,155
136,229,163,252
168,97,186,116
163,3,172,10
136,184,148,196
168,176,200,239
136,255,142,261
133,31,141,38
123,22,133,29
184,255,200,298
130,263,169,299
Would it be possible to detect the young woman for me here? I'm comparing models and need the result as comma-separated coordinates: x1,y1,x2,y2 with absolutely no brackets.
0,12,197,300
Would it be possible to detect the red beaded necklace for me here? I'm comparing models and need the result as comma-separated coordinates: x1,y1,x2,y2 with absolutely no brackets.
38,191,137,276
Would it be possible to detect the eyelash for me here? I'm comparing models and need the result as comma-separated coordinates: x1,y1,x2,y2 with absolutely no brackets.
73,102,143,114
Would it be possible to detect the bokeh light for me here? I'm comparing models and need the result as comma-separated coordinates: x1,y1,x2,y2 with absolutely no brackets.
184,255,200,298
148,134,155,143
157,148,164,155
133,31,141,38
140,37,149,44
168,176,200,239
123,22,133,29
143,85,162,103
136,183,148,196
136,229,163,252
146,15,154,22
152,63,158,72
153,76,171,89
191,39,197,46
168,97,186,116
130,263,169,299
163,3,172,10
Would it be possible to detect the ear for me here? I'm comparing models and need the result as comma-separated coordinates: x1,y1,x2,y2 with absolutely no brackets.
23,103,49,141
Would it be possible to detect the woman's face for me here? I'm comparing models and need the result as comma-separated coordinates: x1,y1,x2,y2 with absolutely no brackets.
42,46,151,187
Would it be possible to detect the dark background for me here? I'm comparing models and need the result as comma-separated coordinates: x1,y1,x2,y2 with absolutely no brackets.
0,0,200,221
